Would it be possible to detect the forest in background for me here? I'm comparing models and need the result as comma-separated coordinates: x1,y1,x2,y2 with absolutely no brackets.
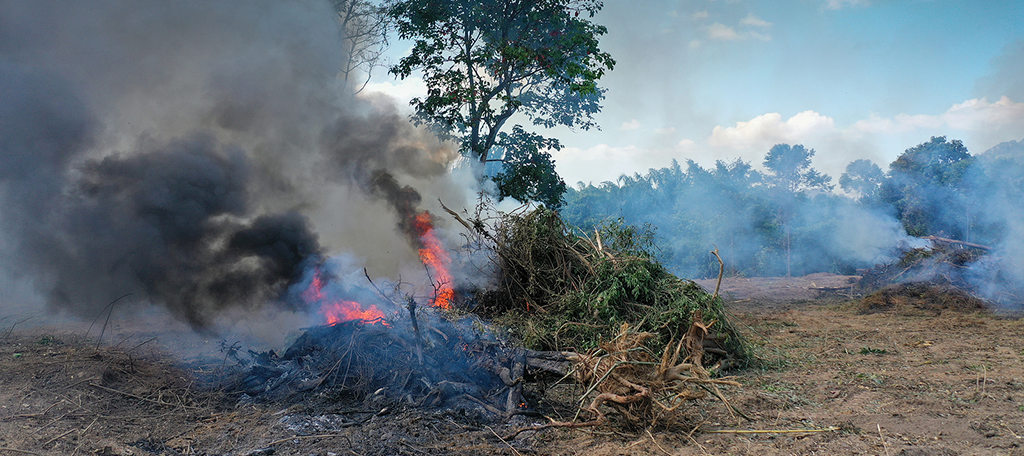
560,136,1024,281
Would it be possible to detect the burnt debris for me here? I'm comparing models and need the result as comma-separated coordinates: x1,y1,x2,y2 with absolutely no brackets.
233,307,569,419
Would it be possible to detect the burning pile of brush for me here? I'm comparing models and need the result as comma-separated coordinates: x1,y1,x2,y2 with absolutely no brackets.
232,208,560,418
856,235,1024,313
232,206,748,430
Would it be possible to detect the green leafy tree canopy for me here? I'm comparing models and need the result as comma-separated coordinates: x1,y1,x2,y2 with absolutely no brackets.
881,136,974,237
839,158,885,201
388,0,615,207
763,143,833,193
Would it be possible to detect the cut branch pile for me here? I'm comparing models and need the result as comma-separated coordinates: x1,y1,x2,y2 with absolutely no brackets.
856,236,1022,311
506,316,743,437
569,318,742,429
471,207,749,368
857,241,986,293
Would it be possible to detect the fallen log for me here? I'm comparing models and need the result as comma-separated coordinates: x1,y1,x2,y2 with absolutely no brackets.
923,235,991,250
523,350,578,377
503,348,526,418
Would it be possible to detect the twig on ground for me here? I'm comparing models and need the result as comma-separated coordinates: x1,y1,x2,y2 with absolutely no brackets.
503,417,603,440
4,402,60,420
646,429,672,456
683,432,710,455
704,426,840,434
0,448,42,455
3,317,33,340
264,433,352,447
486,425,523,456
86,293,132,349
78,417,98,437
127,337,158,353
878,424,890,456
88,383,201,410
41,428,75,446
710,246,724,302
34,412,71,435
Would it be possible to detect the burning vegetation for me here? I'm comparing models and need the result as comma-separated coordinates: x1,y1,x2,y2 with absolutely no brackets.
854,236,1021,315
234,205,749,433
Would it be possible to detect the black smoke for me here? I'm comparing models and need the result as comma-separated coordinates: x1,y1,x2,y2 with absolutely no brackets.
0,1,459,329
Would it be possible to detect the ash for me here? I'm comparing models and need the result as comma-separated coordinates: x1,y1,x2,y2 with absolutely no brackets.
231,307,533,420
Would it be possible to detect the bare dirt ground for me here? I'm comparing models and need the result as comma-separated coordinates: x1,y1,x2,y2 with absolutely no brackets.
2,273,1024,455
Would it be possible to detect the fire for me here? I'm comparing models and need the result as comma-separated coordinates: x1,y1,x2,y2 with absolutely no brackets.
304,267,387,325
413,211,454,309
321,299,386,326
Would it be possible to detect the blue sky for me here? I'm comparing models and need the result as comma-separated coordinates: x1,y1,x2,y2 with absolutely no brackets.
367,0,1024,186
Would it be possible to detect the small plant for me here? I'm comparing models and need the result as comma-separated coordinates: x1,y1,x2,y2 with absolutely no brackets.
858,347,888,355
856,372,885,385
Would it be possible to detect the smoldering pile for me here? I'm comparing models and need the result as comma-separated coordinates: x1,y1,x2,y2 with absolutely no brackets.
855,236,1023,314
232,300,575,420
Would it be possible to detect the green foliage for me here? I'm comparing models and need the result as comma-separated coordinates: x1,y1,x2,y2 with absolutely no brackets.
483,208,749,365
763,144,833,193
839,158,884,202
889,136,971,183
490,126,567,208
387,0,614,206
880,136,974,237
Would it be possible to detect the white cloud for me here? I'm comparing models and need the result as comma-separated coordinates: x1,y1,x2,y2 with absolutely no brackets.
704,18,772,42
360,77,427,107
554,98,1022,188
749,31,772,41
824,0,870,10
938,96,1024,130
709,111,837,149
740,13,772,28
852,97,1024,134
702,98,1024,180
620,119,642,131
692,10,709,20
706,23,740,41
554,141,702,185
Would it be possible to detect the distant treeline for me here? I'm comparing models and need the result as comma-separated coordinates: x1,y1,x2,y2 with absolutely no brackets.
561,136,1024,279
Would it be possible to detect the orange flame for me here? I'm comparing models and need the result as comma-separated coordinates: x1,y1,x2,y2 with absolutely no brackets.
413,211,454,309
321,299,386,325
305,267,387,325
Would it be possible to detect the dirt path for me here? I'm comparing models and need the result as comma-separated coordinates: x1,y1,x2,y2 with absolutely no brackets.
2,275,1023,455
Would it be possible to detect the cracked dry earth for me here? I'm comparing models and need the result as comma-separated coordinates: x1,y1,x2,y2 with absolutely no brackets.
2,273,1023,455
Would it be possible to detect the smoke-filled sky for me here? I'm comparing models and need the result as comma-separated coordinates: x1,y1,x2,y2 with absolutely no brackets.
370,0,1024,185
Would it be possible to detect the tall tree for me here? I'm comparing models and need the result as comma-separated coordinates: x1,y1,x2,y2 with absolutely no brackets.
334,0,390,94
880,136,974,238
388,0,615,207
839,158,884,202
763,144,833,193
762,144,832,275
